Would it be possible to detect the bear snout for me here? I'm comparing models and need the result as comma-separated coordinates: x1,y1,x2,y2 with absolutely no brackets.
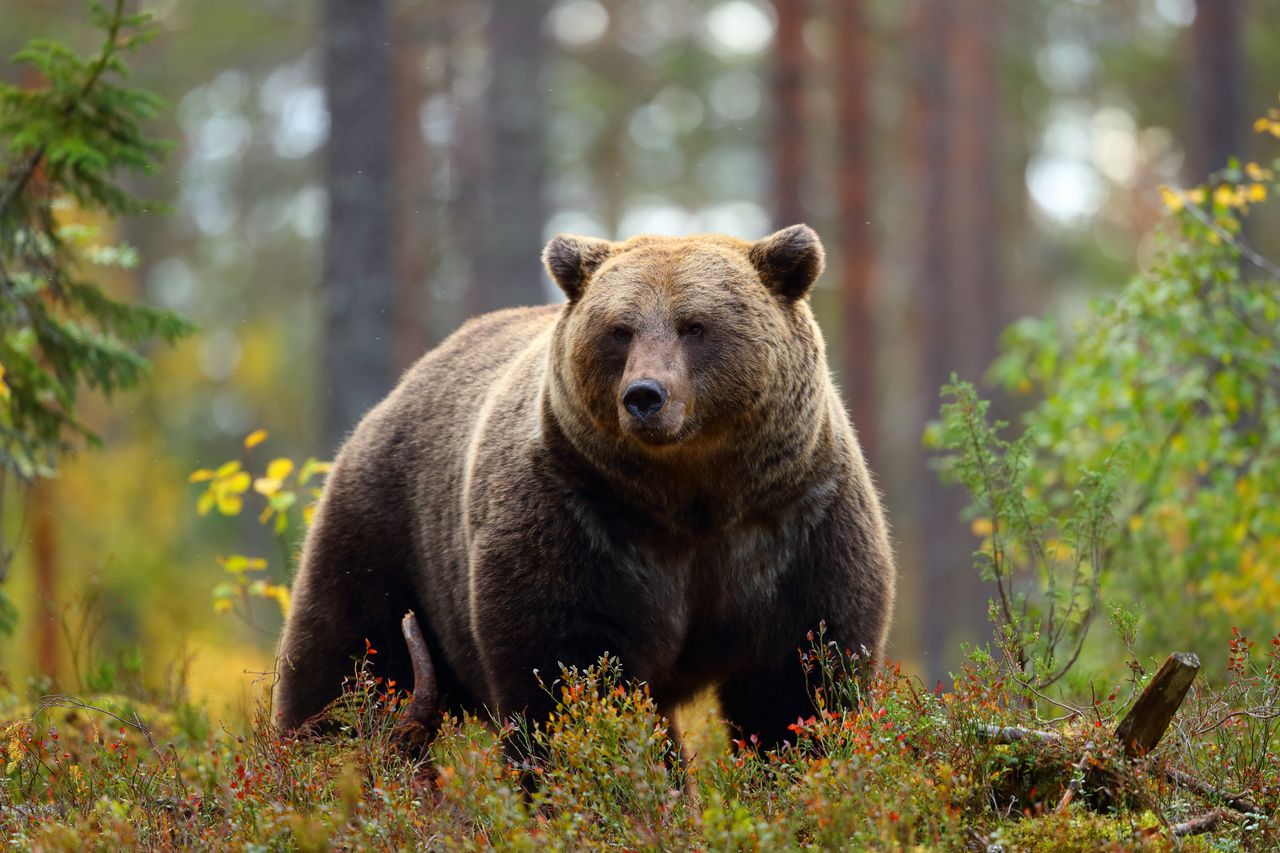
622,379,668,420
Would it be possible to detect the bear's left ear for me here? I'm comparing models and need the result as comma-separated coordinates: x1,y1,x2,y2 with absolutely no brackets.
748,224,826,302
543,233,618,302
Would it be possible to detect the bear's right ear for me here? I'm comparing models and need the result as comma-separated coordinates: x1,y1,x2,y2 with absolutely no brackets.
542,234,617,301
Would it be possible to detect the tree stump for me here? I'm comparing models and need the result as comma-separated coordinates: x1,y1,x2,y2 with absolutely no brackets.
1114,651,1200,757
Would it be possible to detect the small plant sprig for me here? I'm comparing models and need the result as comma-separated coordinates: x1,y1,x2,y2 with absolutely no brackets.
189,429,330,624
930,378,1124,696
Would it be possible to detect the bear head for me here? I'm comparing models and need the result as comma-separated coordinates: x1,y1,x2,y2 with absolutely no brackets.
543,224,827,453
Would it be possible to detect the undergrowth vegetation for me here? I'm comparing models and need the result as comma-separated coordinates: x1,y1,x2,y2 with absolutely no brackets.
1,630,1277,850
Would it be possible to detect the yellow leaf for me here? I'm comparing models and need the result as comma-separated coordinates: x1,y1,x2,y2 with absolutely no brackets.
303,503,317,526
224,471,251,494
213,598,233,615
970,518,993,538
1158,185,1184,213
216,493,244,516
1255,117,1271,133
197,492,216,516
1248,183,1267,202
1128,516,1144,533
189,469,215,483
215,459,242,478
1213,185,1236,208
266,458,294,480
253,477,282,497
244,429,269,451
218,555,268,573
1186,188,1206,205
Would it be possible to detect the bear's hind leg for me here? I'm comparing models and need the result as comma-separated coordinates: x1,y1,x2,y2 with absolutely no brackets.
273,501,415,730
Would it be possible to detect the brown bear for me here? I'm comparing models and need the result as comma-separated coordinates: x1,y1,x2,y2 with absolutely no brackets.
274,224,896,748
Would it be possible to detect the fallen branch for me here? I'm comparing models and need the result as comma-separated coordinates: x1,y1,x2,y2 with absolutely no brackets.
976,651,1270,829
1164,767,1263,816
1171,808,1226,838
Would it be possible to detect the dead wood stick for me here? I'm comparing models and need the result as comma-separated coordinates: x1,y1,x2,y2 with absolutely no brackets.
1164,767,1263,816
394,610,440,749
1114,652,1200,757
1171,807,1225,838
975,724,1061,745
1055,748,1094,813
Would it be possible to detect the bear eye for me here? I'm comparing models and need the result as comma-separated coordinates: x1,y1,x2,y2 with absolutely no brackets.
683,322,704,338
611,326,633,342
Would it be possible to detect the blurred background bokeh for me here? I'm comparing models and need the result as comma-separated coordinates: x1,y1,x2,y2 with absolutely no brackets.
3,0,1278,714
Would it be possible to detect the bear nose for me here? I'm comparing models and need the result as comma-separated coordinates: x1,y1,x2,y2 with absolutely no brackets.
623,379,668,420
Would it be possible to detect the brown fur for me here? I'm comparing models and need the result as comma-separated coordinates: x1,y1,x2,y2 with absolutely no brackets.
275,225,896,746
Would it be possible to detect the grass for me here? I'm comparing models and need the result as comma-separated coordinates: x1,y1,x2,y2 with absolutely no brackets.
1,632,1277,851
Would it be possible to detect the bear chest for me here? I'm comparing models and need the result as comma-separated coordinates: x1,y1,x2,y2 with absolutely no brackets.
606,517,809,690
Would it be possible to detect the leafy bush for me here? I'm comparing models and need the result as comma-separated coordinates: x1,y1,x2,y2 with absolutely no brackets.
188,428,329,622
929,109,1280,680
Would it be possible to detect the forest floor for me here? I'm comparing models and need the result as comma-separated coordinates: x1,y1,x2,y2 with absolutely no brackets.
0,640,1276,851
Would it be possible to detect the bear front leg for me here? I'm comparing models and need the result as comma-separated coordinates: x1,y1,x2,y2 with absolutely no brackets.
716,650,815,751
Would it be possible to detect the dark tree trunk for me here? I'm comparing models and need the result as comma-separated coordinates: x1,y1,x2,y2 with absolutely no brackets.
1189,0,1244,181
947,0,1001,386
31,480,58,681
771,0,808,230
391,3,432,370
321,0,397,452
909,0,992,683
469,0,552,314
833,0,877,463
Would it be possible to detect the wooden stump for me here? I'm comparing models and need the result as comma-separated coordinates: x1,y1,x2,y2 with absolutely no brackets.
1114,651,1200,757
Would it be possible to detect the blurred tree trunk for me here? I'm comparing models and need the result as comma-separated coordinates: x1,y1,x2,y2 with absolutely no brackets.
321,0,397,451
31,480,58,681
833,0,878,462
469,0,552,313
771,0,808,230
948,0,1001,385
391,4,431,370
1189,0,1244,181
909,0,993,683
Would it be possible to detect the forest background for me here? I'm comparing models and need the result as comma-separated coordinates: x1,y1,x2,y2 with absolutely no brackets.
2,0,1279,717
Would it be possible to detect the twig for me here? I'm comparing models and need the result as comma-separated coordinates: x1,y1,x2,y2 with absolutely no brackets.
1055,748,1094,813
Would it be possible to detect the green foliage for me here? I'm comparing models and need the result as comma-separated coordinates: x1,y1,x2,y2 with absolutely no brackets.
931,103,1280,678
0,0,192,480
1,634,1276,849
931,378,1125,692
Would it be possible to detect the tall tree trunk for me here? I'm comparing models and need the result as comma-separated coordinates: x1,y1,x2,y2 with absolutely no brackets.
31,480,58,681
470,0,552,314
391,3,431,370
947,0,1001,387
1189,0,1244,181
771,0,808,230
909,0,970,683
832,0,878,463
321,0,397,452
